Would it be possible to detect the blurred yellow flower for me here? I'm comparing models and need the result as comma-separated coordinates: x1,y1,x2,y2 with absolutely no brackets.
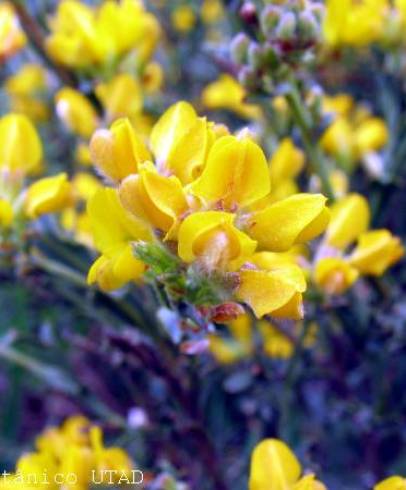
202,75,262,120
171,5,196,33
375,476,406,490
25,173,72,219
0,2,26,61
249,438,326,490
55,87,99,139
0,113,43,176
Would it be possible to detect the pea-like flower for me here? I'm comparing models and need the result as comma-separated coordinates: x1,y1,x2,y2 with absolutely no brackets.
88,101,330,319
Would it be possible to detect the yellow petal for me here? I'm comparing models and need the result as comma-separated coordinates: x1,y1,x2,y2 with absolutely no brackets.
0,113,42,175
237,266,306,319
320,117,355,158
87,187,152,254
294,475,327,490
191,135,270,209
314,257,359,295
374,476,406,490
119,164,188,234
248,194,329,252
349,229,404,276
55,87,98,138
202,74,261,120
355,117,388,155
90,118,151,181
150,101,198,167
178,211,257,268
0,198,13,227
270,138,305,186
326,193,370,249
96,73,143,122
25,173,72,219
166,116,212,184
249,439,302,490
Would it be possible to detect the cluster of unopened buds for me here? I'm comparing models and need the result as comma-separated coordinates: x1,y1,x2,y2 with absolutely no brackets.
87,101,331,322
232,0,324,90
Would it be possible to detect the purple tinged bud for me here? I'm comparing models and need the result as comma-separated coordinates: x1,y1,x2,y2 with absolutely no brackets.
260,5,282,38
275,11,297,41
230,33,250,65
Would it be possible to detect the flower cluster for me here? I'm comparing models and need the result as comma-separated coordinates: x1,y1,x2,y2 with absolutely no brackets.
46,0,160,72
88,101,330,320
0,416,135,490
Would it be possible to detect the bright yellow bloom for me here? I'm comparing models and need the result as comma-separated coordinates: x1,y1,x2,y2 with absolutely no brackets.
355,117,389,155
87,187,152,291
96,74,143,123
249,439,326,490
314,257,359,295
25,173,72,219
237,265,306,319
120,163,188,237
209,313,253,363
375,476,406,490
171,5,196,33
142,61,164,93
191,135,270,209
0,198,13,227
248,194,329,252
5,64,47,95
349,229,404,276
55,88,99,139
202,75,262,120
1,416,135,490
46,0,159,70
323,0,389,47
178,211,256,269
0,113,43,176
325,193,370,250
90,118,150,182
0,2,26,61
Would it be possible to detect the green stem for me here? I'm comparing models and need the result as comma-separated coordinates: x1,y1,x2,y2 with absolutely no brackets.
285,87,336,202
31,252,88,288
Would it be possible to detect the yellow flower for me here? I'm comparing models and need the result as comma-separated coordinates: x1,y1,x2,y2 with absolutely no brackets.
0,113,43,176
314,257,359,295
202,75,262,120
249,439,326,490
178,211,257,269
247,194,329,252
25,173,72,219
270,138,305,188
5,64,47,96
258,321,294,358
191,135,271,209
374,476,406,490
236,265,306,319
323,94,354,117
355,117,388,155
150,101,214,184
96,73,143,123
0,2,26,61
142,62,164,93
0,198,13,227
90,118,151,182
171,5,196,33
120,163,188,237
201,0,224,24
323,0,389,47
209,313,253,363
55,87,99,139
46,0,160,69
325,193,370,250
349,229,404,276
87,187,152,290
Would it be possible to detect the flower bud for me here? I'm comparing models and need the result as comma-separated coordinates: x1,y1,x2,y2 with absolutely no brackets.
260,5,281,38
239,2,257,24
90,118,151,182
275,12,297,41
248,43,264,71
0,199,13,227
230,33,250,65
238,66,259,91
297,11,320,43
